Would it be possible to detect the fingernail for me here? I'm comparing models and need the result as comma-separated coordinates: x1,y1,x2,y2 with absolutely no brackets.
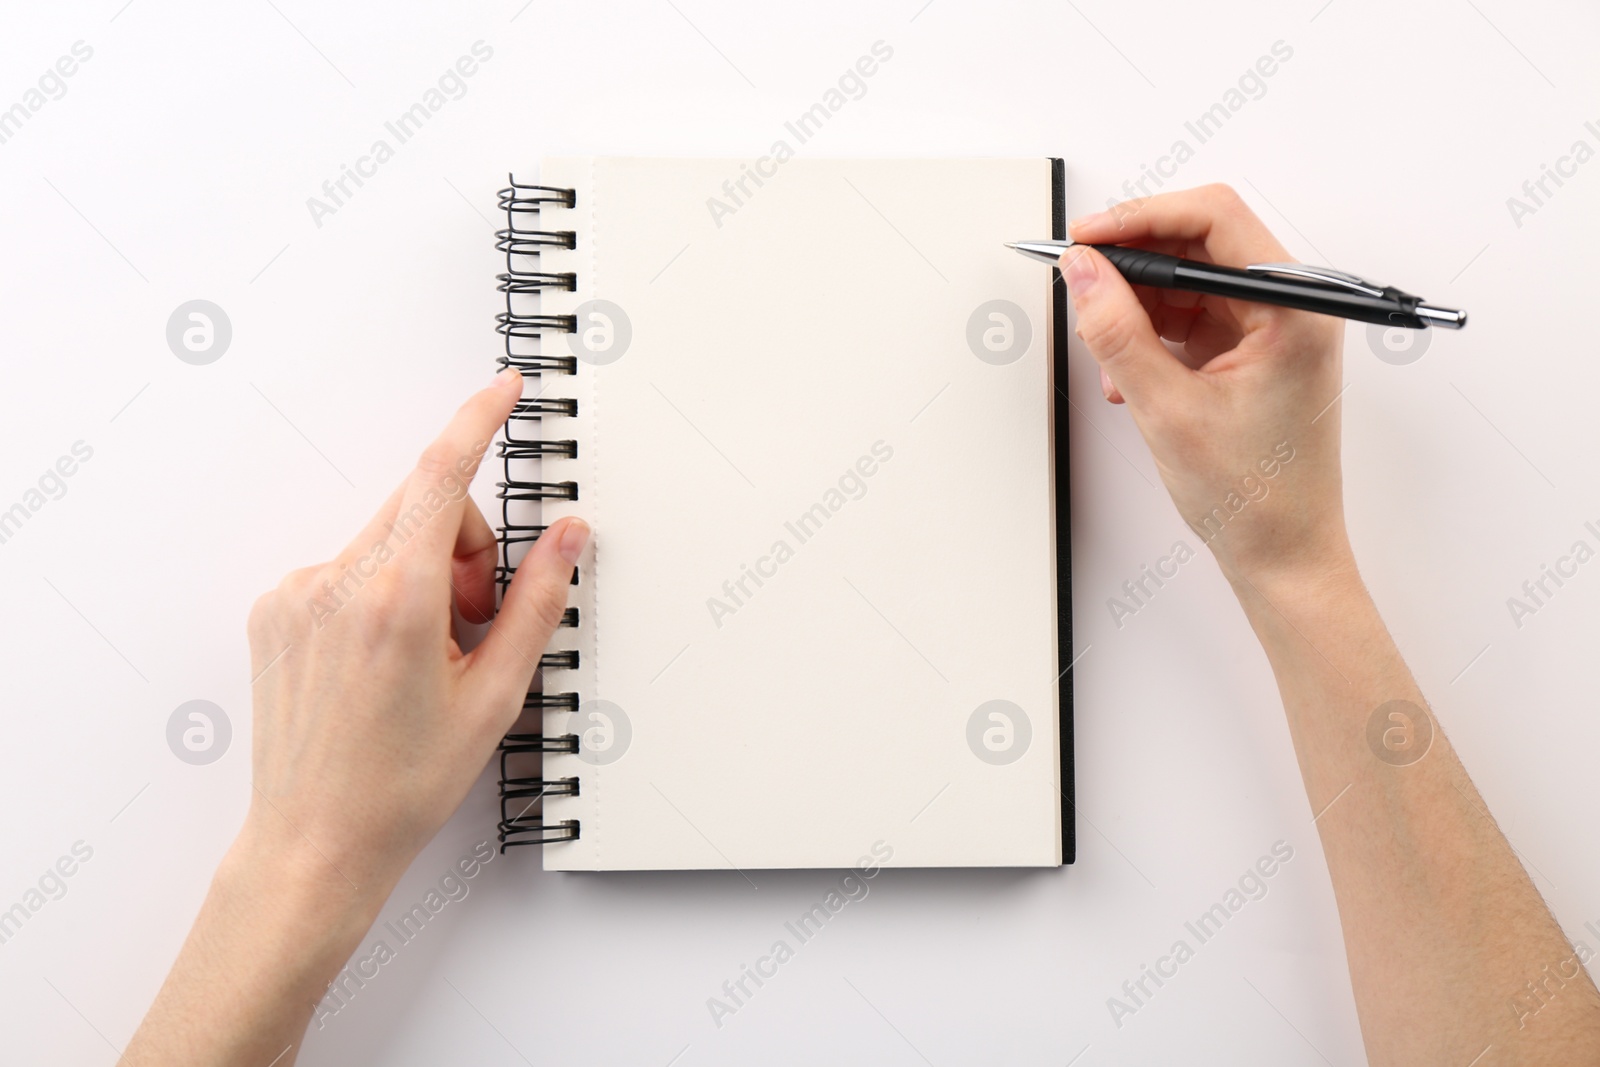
494,367,522,392
1100,368,1115,401
1070,210,1109,232
1061,247,1097,295
556,517,590,564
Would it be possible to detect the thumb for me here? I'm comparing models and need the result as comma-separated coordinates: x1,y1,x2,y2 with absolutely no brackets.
469,516,590,708
1062,246,1189,407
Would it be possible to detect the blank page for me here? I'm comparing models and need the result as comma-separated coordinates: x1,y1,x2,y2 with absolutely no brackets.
532,156,1060,869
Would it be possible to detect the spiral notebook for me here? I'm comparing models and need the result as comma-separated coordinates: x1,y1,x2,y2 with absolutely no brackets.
492,157,1072,870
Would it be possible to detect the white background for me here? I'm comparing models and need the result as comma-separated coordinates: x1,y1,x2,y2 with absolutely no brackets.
1,1,1597,1064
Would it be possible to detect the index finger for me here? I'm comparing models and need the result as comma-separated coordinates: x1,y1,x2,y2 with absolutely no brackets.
389,368,523,569
1068,184,1291,271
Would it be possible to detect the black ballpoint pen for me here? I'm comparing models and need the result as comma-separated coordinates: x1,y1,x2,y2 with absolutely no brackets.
1006,239,1466,330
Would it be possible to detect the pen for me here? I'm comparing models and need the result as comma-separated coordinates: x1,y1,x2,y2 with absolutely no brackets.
1006,239,1466,330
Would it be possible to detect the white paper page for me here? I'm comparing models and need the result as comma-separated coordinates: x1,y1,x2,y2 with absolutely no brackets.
531,157,1060,869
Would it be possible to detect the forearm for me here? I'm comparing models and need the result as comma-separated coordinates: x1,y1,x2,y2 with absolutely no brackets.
124,817,386,1067
1233,560,1600,1065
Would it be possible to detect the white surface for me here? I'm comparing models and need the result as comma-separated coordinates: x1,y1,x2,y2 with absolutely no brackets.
0,0,1596,1063
535,156,1060,869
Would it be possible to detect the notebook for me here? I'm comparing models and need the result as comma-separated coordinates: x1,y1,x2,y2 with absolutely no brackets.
492,157,1072,870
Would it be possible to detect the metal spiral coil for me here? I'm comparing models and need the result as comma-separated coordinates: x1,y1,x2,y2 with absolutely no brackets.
524,691,580,712
511,397,579,418
497,311,577,337
498,270,576,293
496,230,575,255
500,438,578,459
500,777,580,800
494,173,583,850
497,480,579,505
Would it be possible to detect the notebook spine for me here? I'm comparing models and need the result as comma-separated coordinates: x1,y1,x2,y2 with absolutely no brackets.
494,175,582,849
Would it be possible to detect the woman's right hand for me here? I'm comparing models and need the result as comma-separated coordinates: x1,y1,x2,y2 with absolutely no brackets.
1062,184,1353,593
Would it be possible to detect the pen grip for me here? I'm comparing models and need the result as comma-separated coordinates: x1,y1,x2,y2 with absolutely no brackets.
1087,244,1181,287
1087,244,1431,329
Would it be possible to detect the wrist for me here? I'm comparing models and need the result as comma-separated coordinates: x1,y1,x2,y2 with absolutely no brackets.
1222,538,1364,613
216,812,391,980
122,811,389,1064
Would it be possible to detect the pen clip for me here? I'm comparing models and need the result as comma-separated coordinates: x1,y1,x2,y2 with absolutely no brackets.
1243,263,1387,297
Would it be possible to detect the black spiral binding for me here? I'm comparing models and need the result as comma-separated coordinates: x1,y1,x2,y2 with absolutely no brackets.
494,175,582,849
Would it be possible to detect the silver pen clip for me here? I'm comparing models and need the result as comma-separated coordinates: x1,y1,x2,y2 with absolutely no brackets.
1243,263,1387,297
